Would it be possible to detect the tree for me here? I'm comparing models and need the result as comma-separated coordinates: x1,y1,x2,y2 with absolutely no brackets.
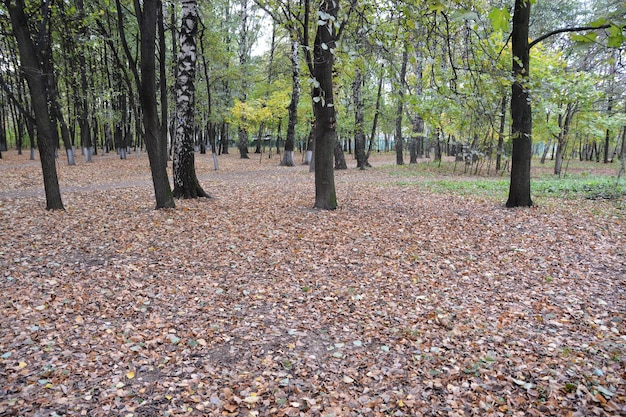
506,0,533,208
133,0,175,209
312,0,339,210
281,36,300,167
505,0,622,207
5,0,64,210
395,45,408,166
173,0,209,199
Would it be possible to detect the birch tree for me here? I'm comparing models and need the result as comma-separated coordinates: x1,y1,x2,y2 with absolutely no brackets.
173,0,209,198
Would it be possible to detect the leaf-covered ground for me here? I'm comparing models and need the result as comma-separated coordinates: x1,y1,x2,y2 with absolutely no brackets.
1,151,625,416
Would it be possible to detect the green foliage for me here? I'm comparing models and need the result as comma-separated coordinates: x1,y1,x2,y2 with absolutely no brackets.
488,7,510,32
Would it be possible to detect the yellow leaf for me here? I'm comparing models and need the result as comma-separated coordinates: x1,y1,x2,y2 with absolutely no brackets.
18,362,27,368
126,370,135,379
243,393,260,404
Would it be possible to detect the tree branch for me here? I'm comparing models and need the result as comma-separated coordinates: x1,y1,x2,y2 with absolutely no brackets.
529,24,612,49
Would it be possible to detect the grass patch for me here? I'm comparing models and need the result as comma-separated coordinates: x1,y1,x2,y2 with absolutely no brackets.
534,174,626,200
385,161,626,202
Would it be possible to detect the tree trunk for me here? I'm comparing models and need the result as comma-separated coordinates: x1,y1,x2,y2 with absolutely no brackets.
334,139,347,170
281,39,300,167
506,0,533,208
434,128,442,162
496,94,506,171
409,116,424,164
220,122,229,154
172,0,209,199
312,0,338,210
158,3,169,164
555,103,575,176
136,0,175,209
7,0,64,210
395,45,408,166
540,138,552,164
237,126,250,158
353,69,366,169
364,66,384,167
76,0,92,161
604,97,612,164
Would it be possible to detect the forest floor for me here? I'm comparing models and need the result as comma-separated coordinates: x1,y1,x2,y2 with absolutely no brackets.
0,150,625,416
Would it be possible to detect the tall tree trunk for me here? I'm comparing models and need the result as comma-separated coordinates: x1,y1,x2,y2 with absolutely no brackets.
496,94,507,171
353,68,366,169
76,0,92,161
312,0,338,210
506,0,533,208
236,0,252,159
158,2,169,163
395,45,408,166
7,0,64,210
136,0,175,209
172,0,209,199
604,97,613,164
364,66,384,167
281,37,300,167
0,102,5,158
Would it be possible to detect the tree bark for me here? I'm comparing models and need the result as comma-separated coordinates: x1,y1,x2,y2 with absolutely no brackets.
554,103,575,176
604,97,612,164
136,0,175,209
334,139,347,169
496,95,506,171
173,0,209,199
312,0,338,210
364,66,384,167
395,45,408,166
353,69,366,169
281,37,300,167
506,0,533,208
7,0,64,210
158,3,169,164
76,0,92,161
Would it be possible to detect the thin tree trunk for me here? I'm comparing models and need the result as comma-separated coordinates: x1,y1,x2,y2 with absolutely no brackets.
395,45,408,166
364,66,384,167
353,69,366,169
555,103,576,176
604,97,613,164
496,94,506,171
281,38,300,167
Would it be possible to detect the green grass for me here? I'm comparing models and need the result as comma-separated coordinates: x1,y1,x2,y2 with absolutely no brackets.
385,161,626,202
534,174,626,200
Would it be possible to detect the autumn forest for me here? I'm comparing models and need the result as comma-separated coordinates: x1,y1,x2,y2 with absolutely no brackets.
0,0,625,415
